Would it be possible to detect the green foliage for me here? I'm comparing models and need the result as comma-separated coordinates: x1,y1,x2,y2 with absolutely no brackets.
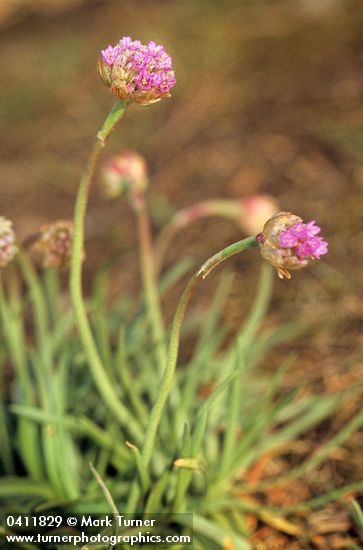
1,253,362,549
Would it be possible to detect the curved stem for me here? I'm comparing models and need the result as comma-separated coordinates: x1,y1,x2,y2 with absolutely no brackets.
70,101,143,442
140,235,259,471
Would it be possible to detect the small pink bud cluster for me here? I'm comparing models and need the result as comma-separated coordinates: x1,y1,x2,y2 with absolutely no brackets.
98,37,176,105
102,150,148,198
257,212,328,279
0,216,17,268
34,220,74,269
279,220,328,259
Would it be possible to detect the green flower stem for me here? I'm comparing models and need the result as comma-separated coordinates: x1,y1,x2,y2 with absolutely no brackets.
133,193,167,368
141,235,259,471
70,101,143,442
196,236,259,279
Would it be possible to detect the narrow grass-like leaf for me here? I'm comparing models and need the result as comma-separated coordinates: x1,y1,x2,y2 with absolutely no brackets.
144,471,170,514
255,394,341,451
53,353,80,499
250,404,363,491
180,271,234,408
49,311,74,355
29,351,66,496
10,406,131,465
115,326,149,425
0,277,42,480
200,265,273,452
220,264,273,377
18,255,69,496
246,321,308,369
349,498,363,531
92,312,114,376
180,327,227,416
230,508,252,537
284,481,363,512
235,393,340,477
217,345,245,479
126,441,151,492
173,423,192,512
192,406,208,455
0,477,54,499
0,398,14,473
176,513,252,550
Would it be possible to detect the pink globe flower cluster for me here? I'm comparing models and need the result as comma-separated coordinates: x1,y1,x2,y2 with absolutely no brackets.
278,220,328,260
257,212,328,279
98,36,176,105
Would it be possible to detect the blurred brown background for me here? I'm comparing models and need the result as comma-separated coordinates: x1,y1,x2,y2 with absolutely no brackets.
1,0,363,375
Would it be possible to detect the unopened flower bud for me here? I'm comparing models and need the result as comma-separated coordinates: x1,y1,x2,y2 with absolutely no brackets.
33,220,75,268
257,212,328,279
102,151,148,198
98,36,176,106
239,195,279,235
0,217,17,268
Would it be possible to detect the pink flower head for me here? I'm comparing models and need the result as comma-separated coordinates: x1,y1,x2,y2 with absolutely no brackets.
101,45,121,66
134,71,153,91
98,36,176,105
153,72,177,93
278,220,328,260
258,212,328,279
147,41,165,57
